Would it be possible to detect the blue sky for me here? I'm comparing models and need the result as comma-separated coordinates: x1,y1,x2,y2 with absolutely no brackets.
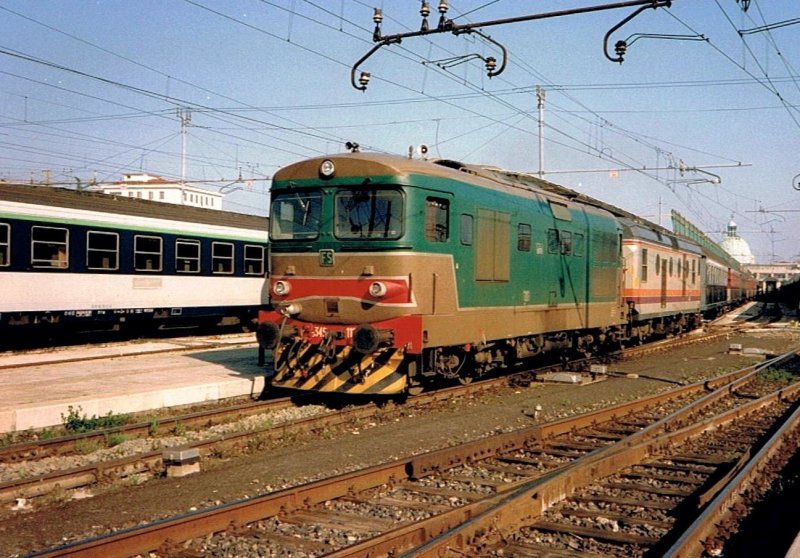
1,0,798,262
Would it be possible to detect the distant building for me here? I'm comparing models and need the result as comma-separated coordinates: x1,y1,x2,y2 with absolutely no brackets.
746,262,800,294
87,173,223,210
718,218,755,265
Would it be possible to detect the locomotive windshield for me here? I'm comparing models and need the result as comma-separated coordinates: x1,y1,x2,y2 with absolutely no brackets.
334,188,403,240
270,191,322,240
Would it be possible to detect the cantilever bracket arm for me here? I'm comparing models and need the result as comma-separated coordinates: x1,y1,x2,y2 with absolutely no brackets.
353,0,674,89
350,29,506,91
350,37,402,91
603,0,671,63
452,28,508,78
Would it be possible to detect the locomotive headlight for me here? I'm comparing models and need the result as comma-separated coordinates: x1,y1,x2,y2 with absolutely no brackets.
319,159,335,178
272,280,291,296
368,281,388,298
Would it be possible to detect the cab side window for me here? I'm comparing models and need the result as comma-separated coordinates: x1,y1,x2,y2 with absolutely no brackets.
425,198,449,242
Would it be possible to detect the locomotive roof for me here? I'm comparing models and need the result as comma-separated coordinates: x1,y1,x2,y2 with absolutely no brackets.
0,182,268,232
274,152,692,236
273,152,618,219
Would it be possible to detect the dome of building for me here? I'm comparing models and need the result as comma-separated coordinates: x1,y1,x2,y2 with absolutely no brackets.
719,219,755,264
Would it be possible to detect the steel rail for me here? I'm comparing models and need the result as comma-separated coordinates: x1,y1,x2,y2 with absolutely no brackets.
662,393,800,557
0,316,743,465
0,337,257,371
0,397,294,464
0,325,759,513
0,380,503,504
26,350,795,557
404,350,800,557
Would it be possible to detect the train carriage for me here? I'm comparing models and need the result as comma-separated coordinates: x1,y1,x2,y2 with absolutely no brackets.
0,183,269,339
257,152,756,396
620,218,703,339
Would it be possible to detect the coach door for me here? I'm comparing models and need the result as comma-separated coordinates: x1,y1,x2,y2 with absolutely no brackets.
682,255,688,297
660,258,668,308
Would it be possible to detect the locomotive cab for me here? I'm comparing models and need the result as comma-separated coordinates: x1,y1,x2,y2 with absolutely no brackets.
260,155,452,394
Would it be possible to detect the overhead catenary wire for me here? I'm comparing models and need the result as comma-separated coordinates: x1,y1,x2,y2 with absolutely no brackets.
0,1,797,254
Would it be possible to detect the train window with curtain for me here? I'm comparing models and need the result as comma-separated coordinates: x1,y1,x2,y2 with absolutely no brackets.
176,239,201,273
641,248,648,282
31,226,68,269
244,245,265,275
134,235,162,272
425,198,449,242
517,223,531,252
0,223,9,266
87,231,119,270
212,242,234,274
460,214,474,246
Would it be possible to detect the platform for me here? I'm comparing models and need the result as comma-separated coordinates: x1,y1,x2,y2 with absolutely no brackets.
0,334,264,434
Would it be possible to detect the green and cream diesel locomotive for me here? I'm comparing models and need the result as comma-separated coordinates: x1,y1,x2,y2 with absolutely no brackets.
256,152,751,395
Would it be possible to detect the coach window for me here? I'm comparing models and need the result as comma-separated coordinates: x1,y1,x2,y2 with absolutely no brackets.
32,226,68,269
212,242,234,274
134,235,162,272
692,259,696,284
517,223,531,252
87,231,119,270
655,254,661,275
244,244,265,275
547,229,559,254
425,198,449,242
460,214,474,245
176,239,200,273
560,231,573,255
669,257,674,276
641,248,649,282
573,233,585,257
677,259,682,277
0,223,9,266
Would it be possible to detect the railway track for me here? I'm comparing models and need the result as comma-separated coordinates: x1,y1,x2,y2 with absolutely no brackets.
0,380,504,506
0,326,760,508
27,349,799,557
410,352,800,558
0,332,257,371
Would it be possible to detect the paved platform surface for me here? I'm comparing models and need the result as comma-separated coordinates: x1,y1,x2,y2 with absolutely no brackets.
0,334,264,434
